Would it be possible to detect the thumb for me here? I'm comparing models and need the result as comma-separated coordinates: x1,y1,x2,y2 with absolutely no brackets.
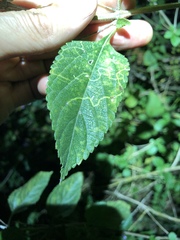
0,0,97,59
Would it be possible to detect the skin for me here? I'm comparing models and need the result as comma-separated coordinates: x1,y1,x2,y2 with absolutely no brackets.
0,0,153,124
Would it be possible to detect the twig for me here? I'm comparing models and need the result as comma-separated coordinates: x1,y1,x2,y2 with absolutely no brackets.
171,147,180,167
128,210,147,231
0,168,14,190
150,69,160,94
146,211,169,234
128,191,153,231
106,190,180,223
124,231,180,240
124,230,150,239
110,166,180,187
167,190,178,218
159,10,173,28
173,0,180,28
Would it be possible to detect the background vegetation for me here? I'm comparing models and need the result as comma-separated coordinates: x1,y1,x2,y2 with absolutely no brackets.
0,0,180,239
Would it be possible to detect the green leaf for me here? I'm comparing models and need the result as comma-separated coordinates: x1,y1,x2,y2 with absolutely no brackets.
164,27,180,47
152,156,165,169
164,30,173,39
145,91,165,118
143,50,157,67
8,171,53,213
86,200,131,230
46,172,83,218
116,18,130,29
47,34,129,179
122,168,131,177
107,200,131,220
125,95,138,108
168,232,177,240
149,236,156,240
171,35,180,47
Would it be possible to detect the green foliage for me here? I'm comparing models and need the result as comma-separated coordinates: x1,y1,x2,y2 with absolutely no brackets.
1,171,132,239
86,200,131,230
116,18,130,28
46,172,84,218
164,24,180,47
145,91,165,117
8,171,53,213
168,232,178,240
47,32,129,180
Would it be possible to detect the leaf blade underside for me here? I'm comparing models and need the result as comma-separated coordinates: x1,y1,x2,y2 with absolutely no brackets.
46,34,129,180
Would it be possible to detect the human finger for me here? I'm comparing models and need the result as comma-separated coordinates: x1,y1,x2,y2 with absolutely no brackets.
93,19,153,50
112,20,153,50
79,18,153,50
0,56,49,82
0,51,57,83
0,74,45,124
122,0,136,9
97,0,136,12
0,0,97,60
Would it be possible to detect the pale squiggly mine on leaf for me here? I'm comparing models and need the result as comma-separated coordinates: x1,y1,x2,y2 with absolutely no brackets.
46,32,130,180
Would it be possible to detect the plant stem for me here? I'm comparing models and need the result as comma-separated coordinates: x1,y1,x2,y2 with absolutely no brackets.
159,10,173,28
130,3,180,16
106,190,180,223
171,147,180,167
110,166,180,187
174,3,180,28
94,2,180,22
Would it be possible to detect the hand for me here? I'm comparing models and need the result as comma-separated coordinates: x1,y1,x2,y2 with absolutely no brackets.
0,0,153,124
81,0,153,50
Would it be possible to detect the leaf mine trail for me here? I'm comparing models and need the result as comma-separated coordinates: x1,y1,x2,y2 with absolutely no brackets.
47,27,130,180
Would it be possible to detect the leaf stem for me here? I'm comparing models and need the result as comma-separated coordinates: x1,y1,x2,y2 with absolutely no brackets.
173,1,180,28
130,3,180,16
93,2,180,22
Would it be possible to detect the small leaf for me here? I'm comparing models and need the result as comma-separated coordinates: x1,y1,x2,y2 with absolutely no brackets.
122,168,131,177
47,33,129,179
86,200,131,230
8,171,53,213
164,30,173,39
116,18,130,29
168,232,177,240
125,95,138,108
46,172,83,218
152,156,165,169
143,50,157,67
164,27,180,47
106,200,131,220
171,35,180,47
145,91,165,117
